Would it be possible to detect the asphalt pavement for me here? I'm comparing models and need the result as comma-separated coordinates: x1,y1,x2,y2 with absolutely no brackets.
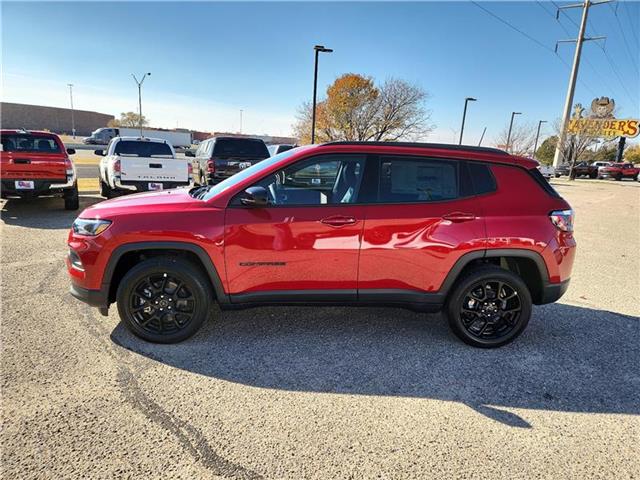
1,179,638,479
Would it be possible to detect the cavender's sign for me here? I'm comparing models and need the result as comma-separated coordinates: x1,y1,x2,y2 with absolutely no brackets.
567,97,639,138
567,118,639,138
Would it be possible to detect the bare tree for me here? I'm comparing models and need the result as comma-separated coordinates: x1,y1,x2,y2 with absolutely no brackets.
293,74,433,144
494,122,536,156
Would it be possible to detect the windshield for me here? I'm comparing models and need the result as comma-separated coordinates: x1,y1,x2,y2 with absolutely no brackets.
0,134,61,153
213,138,269,157
201,148,298,201
114,140,173,157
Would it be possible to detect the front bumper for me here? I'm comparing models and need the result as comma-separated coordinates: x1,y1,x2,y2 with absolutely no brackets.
70,283,108,308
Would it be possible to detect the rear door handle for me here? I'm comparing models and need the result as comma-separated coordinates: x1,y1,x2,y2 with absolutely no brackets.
442,212,476,222
321,215,357,227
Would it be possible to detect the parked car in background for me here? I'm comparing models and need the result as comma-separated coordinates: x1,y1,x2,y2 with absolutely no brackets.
0,129,79,209
572,162,599,178
593,161,612,179
186,136,270,185
84,127,192,148
555,163,570,177
268,144,296,156
537,164,555,179
598,162,639,181
97,137,193,198
67,141,576,348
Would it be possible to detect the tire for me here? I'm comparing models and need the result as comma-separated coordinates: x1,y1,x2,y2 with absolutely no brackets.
64,185,80,210
116,257,213,343
555,174,561,178
633,174,638,181
446,265,532,348
615,174,622,181
589,172,597,179
100,179,111,198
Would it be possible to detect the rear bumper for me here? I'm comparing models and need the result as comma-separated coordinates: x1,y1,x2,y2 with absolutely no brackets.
538,279,571,305
114,179,193,191
1,178,75,197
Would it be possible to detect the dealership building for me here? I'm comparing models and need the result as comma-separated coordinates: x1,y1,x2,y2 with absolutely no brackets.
1,102,115,137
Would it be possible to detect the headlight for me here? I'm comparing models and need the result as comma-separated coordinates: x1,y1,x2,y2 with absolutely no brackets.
72,218,112,236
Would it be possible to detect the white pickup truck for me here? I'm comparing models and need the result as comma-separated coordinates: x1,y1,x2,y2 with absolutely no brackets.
96,136,193,198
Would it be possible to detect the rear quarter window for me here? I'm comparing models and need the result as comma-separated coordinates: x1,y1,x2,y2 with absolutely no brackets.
468,162,497,195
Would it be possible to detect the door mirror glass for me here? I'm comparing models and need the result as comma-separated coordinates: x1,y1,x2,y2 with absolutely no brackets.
240,186,269,207
94,149,105,156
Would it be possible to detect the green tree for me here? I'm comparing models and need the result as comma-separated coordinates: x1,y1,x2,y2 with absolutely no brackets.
624,144,640,163
108,112,149,128
535,136,557,165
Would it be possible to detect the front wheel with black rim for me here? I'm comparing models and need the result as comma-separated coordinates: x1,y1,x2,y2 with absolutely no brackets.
116,257,213,343
446,266,532,348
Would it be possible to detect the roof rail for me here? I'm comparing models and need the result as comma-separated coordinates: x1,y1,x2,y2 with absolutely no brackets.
320,141,509,156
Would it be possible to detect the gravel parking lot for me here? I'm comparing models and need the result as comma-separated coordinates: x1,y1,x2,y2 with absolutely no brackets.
1,179,638,479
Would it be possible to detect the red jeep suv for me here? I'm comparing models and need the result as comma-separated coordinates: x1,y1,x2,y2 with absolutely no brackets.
67,142,576,348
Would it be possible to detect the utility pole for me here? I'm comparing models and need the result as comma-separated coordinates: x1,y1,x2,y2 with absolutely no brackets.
505,112,521,153
132,72,151,138
478,127,487,146
552,0,609,168
311,45,333,144
533,120,547,159
67,84,76,139
458,97,477,145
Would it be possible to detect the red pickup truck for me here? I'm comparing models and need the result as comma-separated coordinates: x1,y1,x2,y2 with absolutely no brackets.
0,130,79,209
599,163,639,181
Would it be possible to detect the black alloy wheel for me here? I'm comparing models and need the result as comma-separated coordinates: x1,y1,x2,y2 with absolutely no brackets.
447,266,532,348
117,257,212,343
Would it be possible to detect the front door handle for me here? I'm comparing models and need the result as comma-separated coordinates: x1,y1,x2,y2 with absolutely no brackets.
321,215,357,227
442,212,476,222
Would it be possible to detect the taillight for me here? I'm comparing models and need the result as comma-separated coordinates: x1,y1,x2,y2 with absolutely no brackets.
187,162,193,175
64,157,74,176
206,160,215,173
113,159,121,174
550,209,574,232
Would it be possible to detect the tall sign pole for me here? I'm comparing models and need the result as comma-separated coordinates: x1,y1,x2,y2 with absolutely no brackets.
68,84,76,139
552,0,609,167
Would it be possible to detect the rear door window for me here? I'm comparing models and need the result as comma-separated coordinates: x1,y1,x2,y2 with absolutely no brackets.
1,134,61,153
377,156,459,203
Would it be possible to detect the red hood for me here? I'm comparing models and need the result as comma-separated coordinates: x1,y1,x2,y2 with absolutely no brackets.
80,188,203,219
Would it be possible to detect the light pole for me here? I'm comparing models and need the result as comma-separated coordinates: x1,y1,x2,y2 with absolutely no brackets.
533,120,547,159
478,126,487,146
132,72,151,137
458,97,476,145
505,111,522,153
67,84,76,139
311,45,333,144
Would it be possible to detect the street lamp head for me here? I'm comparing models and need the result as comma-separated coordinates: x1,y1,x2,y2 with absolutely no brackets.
314,45,333,53
513,111,522,115
147,72,151,76
466,97,477,102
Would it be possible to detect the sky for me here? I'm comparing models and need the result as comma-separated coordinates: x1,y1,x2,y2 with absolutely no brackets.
1,1,639,145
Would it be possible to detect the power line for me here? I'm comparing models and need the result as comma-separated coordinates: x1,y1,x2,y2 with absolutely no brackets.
471,1,556,54
622,1,639,45
608,2,640,74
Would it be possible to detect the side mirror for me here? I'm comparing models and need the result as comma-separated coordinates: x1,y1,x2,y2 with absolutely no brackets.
240,186,269,207
94,149,105,156
185,150,195,157
66,148,76,155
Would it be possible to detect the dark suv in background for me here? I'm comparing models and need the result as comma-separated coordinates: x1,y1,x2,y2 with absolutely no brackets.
187,136,270,185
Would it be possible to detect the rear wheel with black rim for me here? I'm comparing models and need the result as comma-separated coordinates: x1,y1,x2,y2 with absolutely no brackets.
116,257,213,343
446,266,532,348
